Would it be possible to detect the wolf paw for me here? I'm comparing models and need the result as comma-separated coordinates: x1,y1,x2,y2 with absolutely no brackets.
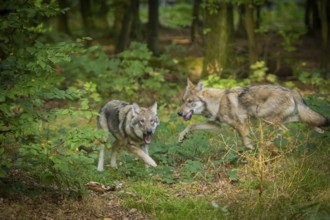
149,160,157,167
144,158,157,167
178,131,188,142
314,127,324,134
110,162,118,169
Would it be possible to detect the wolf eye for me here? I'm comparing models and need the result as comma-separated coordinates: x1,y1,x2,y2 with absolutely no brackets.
187,99,193,103
140,119,145,124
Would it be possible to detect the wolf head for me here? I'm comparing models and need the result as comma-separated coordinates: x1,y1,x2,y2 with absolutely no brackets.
177,79,205,120
130,102,160,144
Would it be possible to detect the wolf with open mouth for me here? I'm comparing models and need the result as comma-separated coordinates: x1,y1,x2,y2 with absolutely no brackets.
97,100,159,171
178,79,329,149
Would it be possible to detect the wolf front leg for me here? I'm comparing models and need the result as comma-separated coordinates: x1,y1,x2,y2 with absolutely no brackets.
141,145,152,168
97,145,105,172
127,145,157,167
141,144,149,155
97,132,110,172
110,140,120,169
178,121,221,142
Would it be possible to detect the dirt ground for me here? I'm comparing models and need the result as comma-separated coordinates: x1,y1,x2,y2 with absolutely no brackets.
0,169,148,220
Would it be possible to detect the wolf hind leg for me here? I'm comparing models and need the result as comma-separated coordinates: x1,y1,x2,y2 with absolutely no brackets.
282,115,300,124
261,115,298,146
263,119,289,132
235,123,253,149
283,115,324,133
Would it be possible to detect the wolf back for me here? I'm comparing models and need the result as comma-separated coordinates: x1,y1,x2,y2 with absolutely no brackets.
223,85,329,127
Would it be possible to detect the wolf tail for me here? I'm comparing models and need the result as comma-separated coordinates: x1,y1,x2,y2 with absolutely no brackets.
292,90,330,127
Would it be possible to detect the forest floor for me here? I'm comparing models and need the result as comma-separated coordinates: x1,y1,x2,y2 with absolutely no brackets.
1,27,329,220
1,169,147,219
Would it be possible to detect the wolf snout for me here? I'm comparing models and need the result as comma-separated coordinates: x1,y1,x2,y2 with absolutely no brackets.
146,129,153,135
177,110,193,120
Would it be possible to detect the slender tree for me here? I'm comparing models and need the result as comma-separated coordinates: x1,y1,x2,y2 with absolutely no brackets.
113,0,125,43
79,0,93,35
191,0,202,43
202,0,234,77
318,0,329,77
304,0,321,34
114,0,142,53
244,0,258,65
115,0,134,53
131,0,143,42
147,0,160,55
57,0,71,35
96,0,110,30
235,5,246,38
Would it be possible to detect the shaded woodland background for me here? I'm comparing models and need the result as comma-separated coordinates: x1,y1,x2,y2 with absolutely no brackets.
54,0,330,78
0,0,330,219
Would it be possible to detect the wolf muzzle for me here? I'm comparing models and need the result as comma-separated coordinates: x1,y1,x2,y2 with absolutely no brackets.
177,110,193,120
143,129,154,144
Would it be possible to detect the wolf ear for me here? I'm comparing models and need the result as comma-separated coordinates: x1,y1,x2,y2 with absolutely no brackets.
187,78,194,88
150,102,157,115
197,81,204,91
131,103,140,116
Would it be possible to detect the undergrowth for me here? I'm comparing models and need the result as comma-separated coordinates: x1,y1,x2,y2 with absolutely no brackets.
1,1,330,219
4,104,329,219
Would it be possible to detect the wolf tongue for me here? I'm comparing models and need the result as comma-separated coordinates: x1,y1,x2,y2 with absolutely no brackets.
144,135,152,144
184,111,192,120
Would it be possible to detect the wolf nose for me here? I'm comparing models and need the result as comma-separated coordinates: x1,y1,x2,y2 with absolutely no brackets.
177,111,183,116
146,129,153,135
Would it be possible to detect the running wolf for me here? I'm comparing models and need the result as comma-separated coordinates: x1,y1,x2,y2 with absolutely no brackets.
97,100,159,171
178,79,329,149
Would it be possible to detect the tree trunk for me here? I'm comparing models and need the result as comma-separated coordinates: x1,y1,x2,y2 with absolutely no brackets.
115,0,134,53
305,0,321,35
235,5,246,38
255,5,261,29
97,0,110,30
304,0,312,32
312,0,321,32
318,0,329,77
113,0,125,42
245,0,258,66
131,0,143,42
202,1,234,77
191,0,202,43
57,0,71,35
147,0,160,55
79,0,93,35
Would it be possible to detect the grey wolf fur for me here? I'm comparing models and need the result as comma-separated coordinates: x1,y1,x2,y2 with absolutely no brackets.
178,79,329,149
97,100,159,171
